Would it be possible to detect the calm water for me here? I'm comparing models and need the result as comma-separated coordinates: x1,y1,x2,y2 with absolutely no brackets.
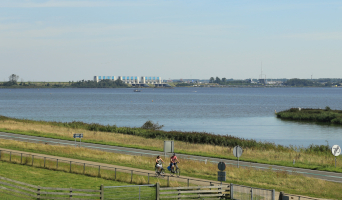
0,87,341,147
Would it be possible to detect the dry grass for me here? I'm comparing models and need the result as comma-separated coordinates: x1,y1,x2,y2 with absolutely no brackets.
0,119,340,169
0,139,341,199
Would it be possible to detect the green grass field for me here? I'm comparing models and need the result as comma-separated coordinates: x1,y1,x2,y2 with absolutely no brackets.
0,161,139,200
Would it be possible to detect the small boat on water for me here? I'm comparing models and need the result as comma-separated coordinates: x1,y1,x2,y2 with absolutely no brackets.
134,89,141,92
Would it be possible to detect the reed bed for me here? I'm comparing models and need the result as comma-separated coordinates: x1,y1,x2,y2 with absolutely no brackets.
0,139,341,199
0,119,340,172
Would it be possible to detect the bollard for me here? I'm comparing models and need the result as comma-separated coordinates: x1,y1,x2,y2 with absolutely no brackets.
131,170,133,183
167,176,170,187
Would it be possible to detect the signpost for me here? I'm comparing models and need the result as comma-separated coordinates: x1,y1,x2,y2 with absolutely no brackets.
73,133,83,147
164,141,174,158
331,145,341,167
217,162,226,184
233,145,243,168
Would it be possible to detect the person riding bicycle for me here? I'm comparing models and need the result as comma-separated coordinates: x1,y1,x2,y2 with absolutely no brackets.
155,155,164,174
170,153,180,172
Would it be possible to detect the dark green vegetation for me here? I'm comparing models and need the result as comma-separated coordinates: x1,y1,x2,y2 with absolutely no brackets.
70,79,128,88
283,78,342,87
0,116,332,154
277,107,342,125
209,77,254,85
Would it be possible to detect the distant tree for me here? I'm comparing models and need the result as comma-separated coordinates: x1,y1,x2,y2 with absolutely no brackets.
215,77,221,83
222,77,227,83
8,74,19,83
141,120,164,130
209,77,214,83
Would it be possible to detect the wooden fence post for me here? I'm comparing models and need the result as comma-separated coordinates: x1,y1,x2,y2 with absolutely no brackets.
187,179,189,187
56,159,58,169
98,166,101,177
10,152,11,162
70,187,72,198
0,150,1,160
148,173,149,184
37,186,40,200
156,183,160,200
70,161,72,172
115,168,117,180
44,157,46,168
167,176,169,187
32,155,34,166
100,184,104,199
21,153,22,164
83,163,85,174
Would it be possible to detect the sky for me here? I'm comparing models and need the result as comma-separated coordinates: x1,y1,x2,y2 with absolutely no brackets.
0,0,342,82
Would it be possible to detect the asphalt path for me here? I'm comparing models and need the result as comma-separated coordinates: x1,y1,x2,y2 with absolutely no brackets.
0,132,342,183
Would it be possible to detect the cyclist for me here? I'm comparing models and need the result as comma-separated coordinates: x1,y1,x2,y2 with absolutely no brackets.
155,155,164,174
170,153,180,172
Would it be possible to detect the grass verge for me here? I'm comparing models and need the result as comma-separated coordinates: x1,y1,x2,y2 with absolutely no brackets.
0,139,341,199
0,120,341,173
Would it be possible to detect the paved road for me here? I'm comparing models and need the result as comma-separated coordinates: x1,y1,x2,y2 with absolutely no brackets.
1,131,342,183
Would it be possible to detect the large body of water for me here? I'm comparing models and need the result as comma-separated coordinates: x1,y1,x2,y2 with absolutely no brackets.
1,87,341,147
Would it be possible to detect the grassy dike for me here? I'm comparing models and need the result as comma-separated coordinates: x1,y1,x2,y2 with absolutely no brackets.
0,119,341,173
0,139,341,199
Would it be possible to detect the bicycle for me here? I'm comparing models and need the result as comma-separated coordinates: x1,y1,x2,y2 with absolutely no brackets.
169,162,180,177
155,161,165,177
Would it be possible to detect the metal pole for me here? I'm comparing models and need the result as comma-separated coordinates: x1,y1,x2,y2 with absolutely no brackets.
230,183,234,199
251,187,253,200
139,186,141,200
272,189,275,200
335,157,337,168
80,137,81,147
238,157,239,168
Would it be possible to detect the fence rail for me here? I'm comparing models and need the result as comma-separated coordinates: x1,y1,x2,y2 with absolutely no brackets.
0,176,102,199
159,184,229,199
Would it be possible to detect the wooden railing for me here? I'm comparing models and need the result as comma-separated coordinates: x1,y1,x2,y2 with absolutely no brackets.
158,184,230,199
0,176,102,199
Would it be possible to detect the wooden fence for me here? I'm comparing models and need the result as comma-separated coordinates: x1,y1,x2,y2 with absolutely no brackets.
158,184,230,199
0,176,102,199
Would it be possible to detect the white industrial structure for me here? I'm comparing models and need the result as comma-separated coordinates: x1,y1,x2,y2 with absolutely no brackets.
93,76,164,86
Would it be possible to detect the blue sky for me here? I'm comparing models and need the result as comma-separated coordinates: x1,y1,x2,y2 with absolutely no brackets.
1,0,341,81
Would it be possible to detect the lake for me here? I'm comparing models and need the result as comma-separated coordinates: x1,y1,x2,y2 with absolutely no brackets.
1,87,341,147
